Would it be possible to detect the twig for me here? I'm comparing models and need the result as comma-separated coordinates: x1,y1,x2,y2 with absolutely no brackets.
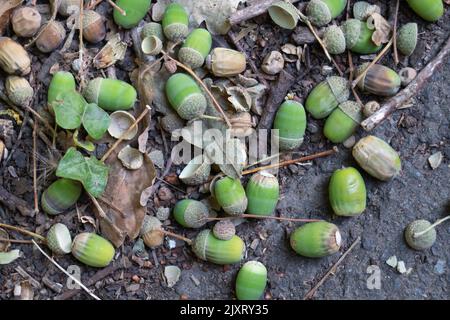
361,36,450,131
413,216,450,238
304,236,361,300
0,238,34,244
159,229,192,245
204,215,323,223
78,0,85,88
0,223,46,242
392,0,400,65
32,240,101,300
0,187,36,217
32,119,39,214
87,0,127,16
155,177,187,194
23,105,57,136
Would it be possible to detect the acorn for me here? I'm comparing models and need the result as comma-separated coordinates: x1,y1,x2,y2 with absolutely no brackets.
0,37,31,75
305,76,350,119
352,135,401,181
140,215,164,248
306,0,348,27
179,155,211,185
173,199,209,229
58,0,82,17
290,221,342,258
404,219,437,250
235,261,268,300
71,233,115,267
356,63,401,97
41,178,83,215
46,223,72,255
165,73,207,120
11,6,42,37
141,22,165,41
322,25,346,55
47,71,76,107
113,0,152,29
405,0,444,22
329,167,366,217
214,177,248,216
179,28,212,69
192,229,246,265
36,21,66,53
342,19,382,54
397,23,418,57
206,48,247,77
353,1,380,21
162,3,189,41
323,100,362,143
267,1,300,30
246,171,279,216
5,76,34,107
212,220,236,241
83,78,137,111
273,100,307,150
82,10,106,44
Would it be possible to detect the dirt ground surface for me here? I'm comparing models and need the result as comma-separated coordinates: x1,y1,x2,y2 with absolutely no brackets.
0,1,449,300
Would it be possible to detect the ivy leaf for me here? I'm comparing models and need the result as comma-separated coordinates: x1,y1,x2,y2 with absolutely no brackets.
0,249,22,265
56,147,109,197
52,91,85,130
82,103,111,140
73,129,96,152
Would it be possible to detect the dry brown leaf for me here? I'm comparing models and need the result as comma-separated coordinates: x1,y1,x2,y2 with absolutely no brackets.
368,13,392,46
0,0,23,35
93,33,127,69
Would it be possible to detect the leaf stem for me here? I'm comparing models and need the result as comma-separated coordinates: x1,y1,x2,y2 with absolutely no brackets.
0,223,46,242
159,229,193,245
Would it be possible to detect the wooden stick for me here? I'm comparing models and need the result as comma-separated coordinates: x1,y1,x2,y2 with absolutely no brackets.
392,0,400,65
32,119,39,214
159,229,193,245
0,223,46,242
0,238,34,244
205,215,323,223
0,186,36,217
361,36,450,131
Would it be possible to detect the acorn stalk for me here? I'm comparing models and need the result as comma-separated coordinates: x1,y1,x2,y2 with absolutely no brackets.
356,63,401,97
46,223,72,255
206,48,246,77
113,0,152,29
405,0,444,22
273,100,307,151
0,37,31,75
41,178,83,215
324,100,362,143
173,199,209,229
214,177,248,216
83,78,137,111
329,167,366,217
246,171,280,216
71,233,115,267
178,28,212,69
342,19,382,54
235,261,268,300
162,3,189,41
306,0,348,27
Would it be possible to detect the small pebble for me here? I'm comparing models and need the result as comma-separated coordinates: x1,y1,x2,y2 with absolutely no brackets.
343,136,356,148
434,259,446,275
156,207,170,221
386,255,398,268
307,122,319,134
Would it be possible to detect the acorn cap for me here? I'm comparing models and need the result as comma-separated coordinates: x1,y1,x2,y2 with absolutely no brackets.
327,76,350,104
173,199,209,228
141,35,163,56
363,100,380,117
235,261,268,300
267,1,300,30
140,215,164,248
404,219,436,250
323,25,346,55
397,23,418,56
46,223,72,255
179,155,211,186
141,22,165,41
306,0,332,27
179,28,212,69
353,1,380,21
178,47,205,70
338,100,362,124
58,0,81,17
5,76,33,107
342,18,362,49
212,220,236,241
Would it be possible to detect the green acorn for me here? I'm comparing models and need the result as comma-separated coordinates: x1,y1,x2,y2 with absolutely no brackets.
46,223,72,255
246,172,279,216
352,135,401,181
329,167,366,217
41,178,82,215
306,0,348,27
235,261,268,300
273,100,307,150
179,155,211,185
342,19,382,54
140,215,164,248
404,219,437,250
5,76,33,107
267,1,300,30
178,28,212,69
214,177,248,216
356,63,401,97
290,221,342,258
83,78,137,111
141,22,165,41
323,100,362,143
173,199,209,229
192,229,246,265
213,220,236,241
113,0,152,29
397,23,418,56
166,73,207,120
162,3,189,41
353,1,380,21
406,0,444,22
323,25,346,55
47,71,76,107
305,76,350,119
206,48,247,77
71,233,115,267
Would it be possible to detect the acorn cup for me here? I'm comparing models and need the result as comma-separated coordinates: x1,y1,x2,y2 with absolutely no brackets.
113,0,152,29
214,177,248,216
141,35,163,56
46,223,72,255
323,100,362,143
178,28,212,69
306,0,348,27
406,0,444,22
165,73,207,120
58,0,82,17
290,221,342,258
356,63,401,97
246,172,280,216
36,21,66,53
140,215,164,248
41,178,83,215
206,48,247,77
141,22,165,41
352,135,401,181
341,19,382,54
213,220,236,241
267,1,300,30
322,25,346,55
305,76,350,119
192,229,246,265
47,71,76,107
71,233,115,267
179,155,211,185
11,6,42,38
329,167,366,217
353,1,380,21
235,261,268,300
173,199,209,229
404,219,436,250
397,23,418,57
82,10,106,44
162,3,189,41
273,100,307,151
83,78,137,111
0,37,31,75
5,76,33,107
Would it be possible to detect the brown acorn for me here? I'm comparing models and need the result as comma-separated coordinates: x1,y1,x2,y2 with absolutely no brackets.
36,21,66,53
11,6,42,38
58,0,82,17
0,37,31,75
356,63,401,97
82,10,106,44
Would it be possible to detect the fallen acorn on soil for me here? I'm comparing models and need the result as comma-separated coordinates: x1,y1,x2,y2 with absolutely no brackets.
267,1,299,30
47,71,76,107
5,76,33,107
290,221,342,258
82,10,106,44
324,100,362,143
206,48,247,77
405,0,444,22
214,176,248,216
11,6,42,38
83,78,137,111
71,233,115,267
397,23,418,57
113,0,152,29
235,261,267,300
162,3,189,41
46,223,72,255
273,100,307,150
0,37,31,75
341,18,382,54
356,63,401,97
213,220,236,241
41,178,83,215
404,219,436,250
352,135,402,181
140,215,164,248
178,28,212,69
306,0,348,27
246,171,280,216
329,167,366,217
173,199,209,229
323,25,346,55
36,21,66,53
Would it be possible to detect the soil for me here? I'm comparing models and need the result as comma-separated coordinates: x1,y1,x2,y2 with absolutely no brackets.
0,1,449,300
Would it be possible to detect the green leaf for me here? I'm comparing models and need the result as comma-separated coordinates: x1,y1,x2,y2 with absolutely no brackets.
82,103,111,140
0,250,22,265
73,129,96,152
52,91,86,130
56,147,109,197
